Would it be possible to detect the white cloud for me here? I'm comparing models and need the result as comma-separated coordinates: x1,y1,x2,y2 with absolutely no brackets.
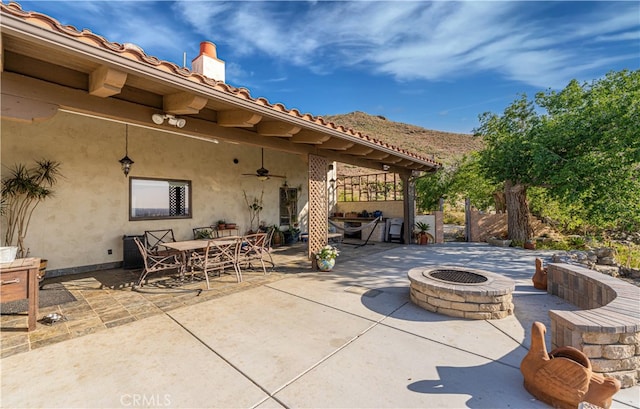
29,1,638,90
176,1,636,88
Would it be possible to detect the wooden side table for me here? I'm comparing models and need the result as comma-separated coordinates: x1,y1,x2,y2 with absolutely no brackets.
1,257,40,331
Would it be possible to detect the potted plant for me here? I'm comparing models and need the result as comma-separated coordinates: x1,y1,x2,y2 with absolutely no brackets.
415,221,431,245
269,225,284,247
217,220,226,230
315,244,339,271
1,160,61,268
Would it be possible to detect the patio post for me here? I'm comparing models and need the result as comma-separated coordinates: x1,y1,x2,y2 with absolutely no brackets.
400,172,416,244
307,154,329,266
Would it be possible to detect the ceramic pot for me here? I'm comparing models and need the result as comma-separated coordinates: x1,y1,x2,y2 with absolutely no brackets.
317,258,335,271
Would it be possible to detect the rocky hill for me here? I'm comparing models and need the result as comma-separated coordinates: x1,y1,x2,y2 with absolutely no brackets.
324,111,484,176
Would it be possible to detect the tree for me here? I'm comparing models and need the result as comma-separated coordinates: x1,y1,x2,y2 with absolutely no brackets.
415,154,498,214
475,95,540,242
533,70,640,231
475,69,639,238
2,160,62,258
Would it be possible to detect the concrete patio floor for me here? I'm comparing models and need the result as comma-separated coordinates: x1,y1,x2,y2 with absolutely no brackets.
1,242,639,408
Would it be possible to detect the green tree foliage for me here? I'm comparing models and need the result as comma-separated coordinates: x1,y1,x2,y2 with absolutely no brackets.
533,70,640,231
415,154,498,213
448,153,500,211
416,69,639,237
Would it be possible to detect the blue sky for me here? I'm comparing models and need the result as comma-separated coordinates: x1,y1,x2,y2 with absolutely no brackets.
13,1,640,134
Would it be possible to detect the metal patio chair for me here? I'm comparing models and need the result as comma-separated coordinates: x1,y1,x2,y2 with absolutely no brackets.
144,229,177,255
237,232,273,275
133,236,183,288
190,237,242,288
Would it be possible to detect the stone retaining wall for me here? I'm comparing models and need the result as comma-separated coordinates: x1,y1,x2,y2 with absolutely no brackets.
547,263,640,388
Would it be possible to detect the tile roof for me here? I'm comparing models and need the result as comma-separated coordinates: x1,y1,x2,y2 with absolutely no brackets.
1,1,441,168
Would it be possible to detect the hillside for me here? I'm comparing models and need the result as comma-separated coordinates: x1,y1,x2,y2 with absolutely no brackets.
324,111,483,176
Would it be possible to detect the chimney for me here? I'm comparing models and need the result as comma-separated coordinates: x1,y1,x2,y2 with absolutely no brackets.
191,41,225,82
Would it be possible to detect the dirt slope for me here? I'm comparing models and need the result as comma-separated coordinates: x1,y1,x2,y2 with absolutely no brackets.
324,112,484,176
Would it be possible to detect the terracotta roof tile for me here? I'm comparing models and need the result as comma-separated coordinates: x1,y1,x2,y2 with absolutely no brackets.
2,1,441,168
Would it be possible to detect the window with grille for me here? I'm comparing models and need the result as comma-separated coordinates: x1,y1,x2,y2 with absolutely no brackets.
129,177,191,220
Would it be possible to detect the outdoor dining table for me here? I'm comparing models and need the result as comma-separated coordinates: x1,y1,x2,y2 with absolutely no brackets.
163,238,241,287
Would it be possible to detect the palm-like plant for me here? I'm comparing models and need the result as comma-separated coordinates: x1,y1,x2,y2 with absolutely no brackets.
2,160,62,258
415,221,430,233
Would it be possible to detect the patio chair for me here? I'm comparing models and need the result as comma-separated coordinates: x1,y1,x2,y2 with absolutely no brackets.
190,238,242,288
237,232,272,275
192,226,215,240
132,236,183,288
388,218,403,243
144,229,177,255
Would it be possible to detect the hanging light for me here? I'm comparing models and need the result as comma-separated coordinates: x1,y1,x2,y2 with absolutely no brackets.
118,124,134,177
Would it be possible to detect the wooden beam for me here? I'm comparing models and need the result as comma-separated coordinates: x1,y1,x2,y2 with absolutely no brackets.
317,137,355,150
381,156,403,164
343,145,374,156
1,94,58,123
163,92,207,115
395,159,415,167
291,129,330,144
1,72,438,172
363,150,390,160
89,65,128,98
217,109,262,127
256,121,301,137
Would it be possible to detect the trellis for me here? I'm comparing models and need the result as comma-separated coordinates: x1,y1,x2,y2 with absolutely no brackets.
337,173,403,202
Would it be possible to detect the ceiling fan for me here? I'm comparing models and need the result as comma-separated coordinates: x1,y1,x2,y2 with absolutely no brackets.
242,148,286,180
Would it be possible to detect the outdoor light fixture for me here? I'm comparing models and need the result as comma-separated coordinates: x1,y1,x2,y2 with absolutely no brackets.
151,113,186,128
119,124,134,177
382,164,390,171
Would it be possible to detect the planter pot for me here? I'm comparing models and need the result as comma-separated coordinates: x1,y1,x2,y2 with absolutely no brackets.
317,258,335,271
418,232,433,245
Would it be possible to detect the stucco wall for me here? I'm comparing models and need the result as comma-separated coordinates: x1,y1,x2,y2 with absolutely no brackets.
1,112,308,273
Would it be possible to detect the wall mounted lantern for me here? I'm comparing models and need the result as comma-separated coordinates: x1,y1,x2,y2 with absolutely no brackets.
118,124,134,177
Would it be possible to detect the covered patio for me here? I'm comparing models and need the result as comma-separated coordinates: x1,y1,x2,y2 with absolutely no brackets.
1,2,440,278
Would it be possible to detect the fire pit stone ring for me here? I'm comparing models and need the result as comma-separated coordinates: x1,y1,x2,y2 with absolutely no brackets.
408,266,515,320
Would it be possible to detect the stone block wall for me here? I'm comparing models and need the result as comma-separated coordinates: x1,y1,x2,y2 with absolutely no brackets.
548,263,640,388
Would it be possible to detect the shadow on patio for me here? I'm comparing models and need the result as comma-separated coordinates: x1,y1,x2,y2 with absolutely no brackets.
0,240,397,358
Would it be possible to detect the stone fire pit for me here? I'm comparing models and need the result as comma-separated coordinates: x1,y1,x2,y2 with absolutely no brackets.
408,266,515,319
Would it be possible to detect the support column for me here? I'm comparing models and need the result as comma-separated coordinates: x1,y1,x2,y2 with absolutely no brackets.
401,172,416,245
308,154,328,265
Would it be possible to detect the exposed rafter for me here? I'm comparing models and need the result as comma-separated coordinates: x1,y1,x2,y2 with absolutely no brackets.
163,92,207,115
343,145,374,156
318,138,355,150
89,65,128,98
217,109,262,127
256,121,301,137
290,129,330,144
